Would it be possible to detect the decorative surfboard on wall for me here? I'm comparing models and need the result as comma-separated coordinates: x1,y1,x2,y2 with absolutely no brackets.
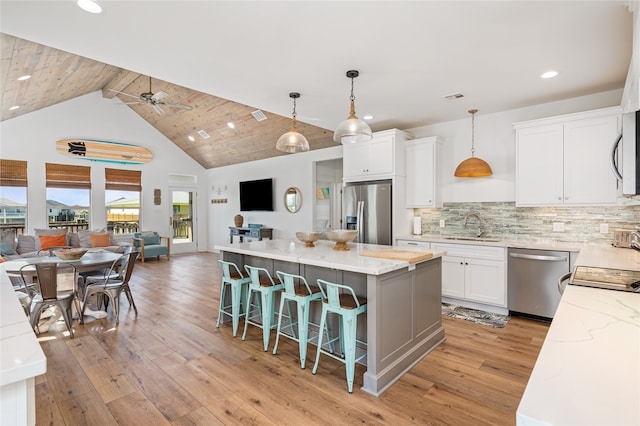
56,139,153,164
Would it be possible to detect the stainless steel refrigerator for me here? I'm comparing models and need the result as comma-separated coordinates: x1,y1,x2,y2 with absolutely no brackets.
343,180,392,245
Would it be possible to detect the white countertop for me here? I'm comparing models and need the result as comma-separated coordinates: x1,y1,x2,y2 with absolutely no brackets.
215,239,445,275
517,245,640,425
398,234,585,252
573,244,640,270
0,268,47,387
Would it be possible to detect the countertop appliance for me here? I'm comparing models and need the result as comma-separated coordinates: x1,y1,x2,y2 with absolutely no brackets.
568,266,640,292
613,228,640,248
343,180,392,245
508,248,572,320
611,109,639,196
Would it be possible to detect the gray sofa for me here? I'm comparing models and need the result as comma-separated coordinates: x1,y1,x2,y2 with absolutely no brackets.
0,228,132,261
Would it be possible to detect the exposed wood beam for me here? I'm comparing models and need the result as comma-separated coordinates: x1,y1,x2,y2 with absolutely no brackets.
102,69,140,98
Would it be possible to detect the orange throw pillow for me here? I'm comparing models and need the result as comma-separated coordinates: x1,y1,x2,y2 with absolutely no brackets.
39,234,67,250
90,233,111,248
0,256,5,263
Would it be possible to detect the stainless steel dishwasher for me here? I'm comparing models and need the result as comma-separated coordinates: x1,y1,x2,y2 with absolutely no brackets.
508,248,571,320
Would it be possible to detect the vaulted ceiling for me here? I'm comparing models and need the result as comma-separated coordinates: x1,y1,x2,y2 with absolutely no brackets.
0,1,634,169
0,33,335,169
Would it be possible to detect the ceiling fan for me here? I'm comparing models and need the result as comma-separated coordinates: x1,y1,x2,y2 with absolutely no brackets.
110,76,193,114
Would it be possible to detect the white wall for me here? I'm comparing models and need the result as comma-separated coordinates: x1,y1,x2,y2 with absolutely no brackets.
207,146,342,250
0,91,209,252
406,89,624,202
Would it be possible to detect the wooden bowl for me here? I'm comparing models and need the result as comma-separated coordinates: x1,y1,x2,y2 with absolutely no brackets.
325,229,358,251
296,232,322,247
53,248,88,260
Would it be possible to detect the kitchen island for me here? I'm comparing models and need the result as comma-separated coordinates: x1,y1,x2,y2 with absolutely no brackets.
1,268,46,425
516,245,640,425
215,238,446,396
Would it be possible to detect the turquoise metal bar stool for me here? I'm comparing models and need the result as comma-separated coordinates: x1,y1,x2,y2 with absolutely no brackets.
216,260,251,337
272,271,332,369
242,265,285,351
312,279,368,393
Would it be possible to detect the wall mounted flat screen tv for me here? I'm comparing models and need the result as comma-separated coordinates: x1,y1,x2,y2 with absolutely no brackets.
239,178,273,211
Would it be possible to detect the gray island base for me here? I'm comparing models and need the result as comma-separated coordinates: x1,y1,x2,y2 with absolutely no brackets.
215,239,446,396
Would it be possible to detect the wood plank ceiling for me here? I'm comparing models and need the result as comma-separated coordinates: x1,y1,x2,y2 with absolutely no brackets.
1,33,336,169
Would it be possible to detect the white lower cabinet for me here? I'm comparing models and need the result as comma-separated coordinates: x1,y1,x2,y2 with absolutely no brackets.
433,243,507,308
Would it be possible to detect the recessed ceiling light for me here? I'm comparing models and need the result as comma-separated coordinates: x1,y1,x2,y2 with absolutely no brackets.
363,115,374,120
541,70,558,79
9,106,19,111
77,0,102,14
187,135,195,142
227,122,235,129
17,74,31,81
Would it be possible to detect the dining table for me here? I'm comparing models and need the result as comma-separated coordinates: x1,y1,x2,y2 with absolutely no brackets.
2,250,124,323
1,251,122,275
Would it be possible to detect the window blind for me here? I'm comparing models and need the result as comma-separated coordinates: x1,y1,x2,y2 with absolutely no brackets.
45,163,91,189
105,168,142,191
0,159,28,187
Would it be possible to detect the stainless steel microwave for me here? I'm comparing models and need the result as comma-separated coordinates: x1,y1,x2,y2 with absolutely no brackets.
612,110,639,196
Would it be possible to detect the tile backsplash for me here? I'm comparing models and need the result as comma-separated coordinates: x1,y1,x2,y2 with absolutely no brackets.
414,202,640,245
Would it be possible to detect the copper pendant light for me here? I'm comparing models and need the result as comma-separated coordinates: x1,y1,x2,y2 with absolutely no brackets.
454,109,493,178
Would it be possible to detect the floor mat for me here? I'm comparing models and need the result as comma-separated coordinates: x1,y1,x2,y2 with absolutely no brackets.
442,303,510,328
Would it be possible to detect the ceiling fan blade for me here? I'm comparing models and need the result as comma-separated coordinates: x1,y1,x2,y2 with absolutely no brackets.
122,101,145,105
152,104,165,114
151,91,169,102
108,88,141,100
160,102,193,110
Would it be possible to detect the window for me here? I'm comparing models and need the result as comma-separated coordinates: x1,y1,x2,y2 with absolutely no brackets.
105,168,141,234
46,163,91,231
0,160,28,235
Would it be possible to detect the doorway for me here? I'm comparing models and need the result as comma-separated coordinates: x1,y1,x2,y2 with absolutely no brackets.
170,187,197,253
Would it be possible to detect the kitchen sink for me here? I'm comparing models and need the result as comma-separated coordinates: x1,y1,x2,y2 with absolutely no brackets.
442,236,502,242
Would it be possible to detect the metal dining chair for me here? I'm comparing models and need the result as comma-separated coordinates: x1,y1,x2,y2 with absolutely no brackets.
242,265,285,351
81,246,137,309
19,262,80,338
217,260,251,337
312,279,368,393
80,250,139,324
272,271,332,369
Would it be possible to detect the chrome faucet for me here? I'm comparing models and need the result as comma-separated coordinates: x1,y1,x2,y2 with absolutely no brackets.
463,212,484,238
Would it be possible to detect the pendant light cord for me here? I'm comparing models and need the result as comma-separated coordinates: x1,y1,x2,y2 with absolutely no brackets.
469,109,478,158
350,77,355,102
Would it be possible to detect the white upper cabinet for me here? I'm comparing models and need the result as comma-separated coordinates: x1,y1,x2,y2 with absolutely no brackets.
405,137,443,208
343,129,412,182
514,107,621,206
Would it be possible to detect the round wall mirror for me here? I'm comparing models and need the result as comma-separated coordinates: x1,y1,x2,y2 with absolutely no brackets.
284,187,302,213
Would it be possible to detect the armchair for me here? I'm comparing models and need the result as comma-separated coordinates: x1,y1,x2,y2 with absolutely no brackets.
133,232,170,263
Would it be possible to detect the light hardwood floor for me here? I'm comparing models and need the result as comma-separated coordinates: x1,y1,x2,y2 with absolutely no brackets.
33,252,549,425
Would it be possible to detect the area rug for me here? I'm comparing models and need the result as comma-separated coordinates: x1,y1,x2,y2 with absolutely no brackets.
442,303,510,328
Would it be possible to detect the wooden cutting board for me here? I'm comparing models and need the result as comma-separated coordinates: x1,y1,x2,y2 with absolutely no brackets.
359,249,433,263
